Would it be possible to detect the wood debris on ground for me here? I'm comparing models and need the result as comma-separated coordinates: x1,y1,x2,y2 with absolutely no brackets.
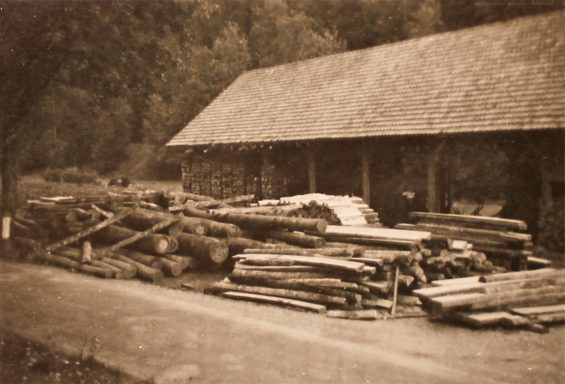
8,190,562,329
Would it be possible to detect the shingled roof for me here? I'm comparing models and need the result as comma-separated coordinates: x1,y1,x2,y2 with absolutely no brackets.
167,11,565,147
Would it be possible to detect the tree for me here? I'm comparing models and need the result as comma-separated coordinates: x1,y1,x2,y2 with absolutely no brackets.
406,0,444,38
1,1,75,219
248,0,345,68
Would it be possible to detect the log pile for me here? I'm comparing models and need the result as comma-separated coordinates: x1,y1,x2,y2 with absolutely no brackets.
413,268,565,332
11,191,561,328
396,212,544,271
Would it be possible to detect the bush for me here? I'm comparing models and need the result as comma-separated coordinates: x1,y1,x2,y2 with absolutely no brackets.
43,167,99,185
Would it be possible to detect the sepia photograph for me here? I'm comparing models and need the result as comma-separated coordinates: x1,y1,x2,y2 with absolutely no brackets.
0,0,564,383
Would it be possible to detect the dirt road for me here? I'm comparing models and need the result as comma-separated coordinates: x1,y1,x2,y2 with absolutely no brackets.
0,261,563,383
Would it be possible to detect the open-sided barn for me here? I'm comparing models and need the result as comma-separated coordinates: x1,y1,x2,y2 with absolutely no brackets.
167,11,564,249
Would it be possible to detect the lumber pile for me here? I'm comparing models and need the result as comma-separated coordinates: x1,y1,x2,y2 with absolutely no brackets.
11,190,560,328
414,268,565,332
279,193,381,225
396,212,542,271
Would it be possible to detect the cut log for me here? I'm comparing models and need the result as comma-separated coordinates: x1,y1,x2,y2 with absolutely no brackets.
227,237,269,255
209,281,348,306
91,204,113,219
184,208,328,234
326,310,379,320
194,194,255,209
116,255,164,284
46,208,135,252
137,209,207,236
267,230,325,248
228,269,331,280
100,257,137,278
221,291,326,313
65,208,93,223
89,260,126,278
47,253,113,278
103,219,178,253
119,249,163,269
161,255,195,271
92,225,172,255
177,233,229,264
409,212,528,232
234,254,365,273
227,277,362,305
120,211,184,237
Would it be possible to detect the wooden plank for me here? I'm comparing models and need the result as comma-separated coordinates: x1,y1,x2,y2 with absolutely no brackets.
431,276,480,286
307,149,316,193
400,222,531,243
46,209,134,252
361,142,371,205
221,291,326,313
431,286,565,312
210,281,348,306
234,253,365,273
409,212,528,232
102,218,178,253
415,277,565,300
391,266,400,316
323,225,431,241
479,268,563,283
510,304,565,316
326,310,379,320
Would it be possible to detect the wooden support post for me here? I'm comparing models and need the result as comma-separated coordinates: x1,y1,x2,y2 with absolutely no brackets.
427,141,444,212
361,142,371,205
307,148,316,193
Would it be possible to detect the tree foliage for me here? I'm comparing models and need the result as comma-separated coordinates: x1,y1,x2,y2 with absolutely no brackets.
1,0,562,188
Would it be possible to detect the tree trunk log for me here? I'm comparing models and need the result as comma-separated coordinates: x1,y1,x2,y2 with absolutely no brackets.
183,208,327,234
119,249,163,268
209,281,348,307
220,291,326,313
92,225,172,255
177,233,229,264
235,254,365,273
120,211,184,237
267,230,325,248
116,255,164,284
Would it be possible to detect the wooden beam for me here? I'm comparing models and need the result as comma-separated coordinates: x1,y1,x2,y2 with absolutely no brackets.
426,141,444,212
101,218,178,253
361,141,371,205
307,148,316,193
46,209,134,252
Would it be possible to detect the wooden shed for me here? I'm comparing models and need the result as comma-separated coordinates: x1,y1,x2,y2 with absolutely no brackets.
167,12,564,249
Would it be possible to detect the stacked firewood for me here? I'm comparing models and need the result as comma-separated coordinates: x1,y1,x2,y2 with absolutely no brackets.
414,268,565,332
396,212,543,271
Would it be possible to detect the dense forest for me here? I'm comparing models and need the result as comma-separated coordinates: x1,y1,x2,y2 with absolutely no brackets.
1,0,562,184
